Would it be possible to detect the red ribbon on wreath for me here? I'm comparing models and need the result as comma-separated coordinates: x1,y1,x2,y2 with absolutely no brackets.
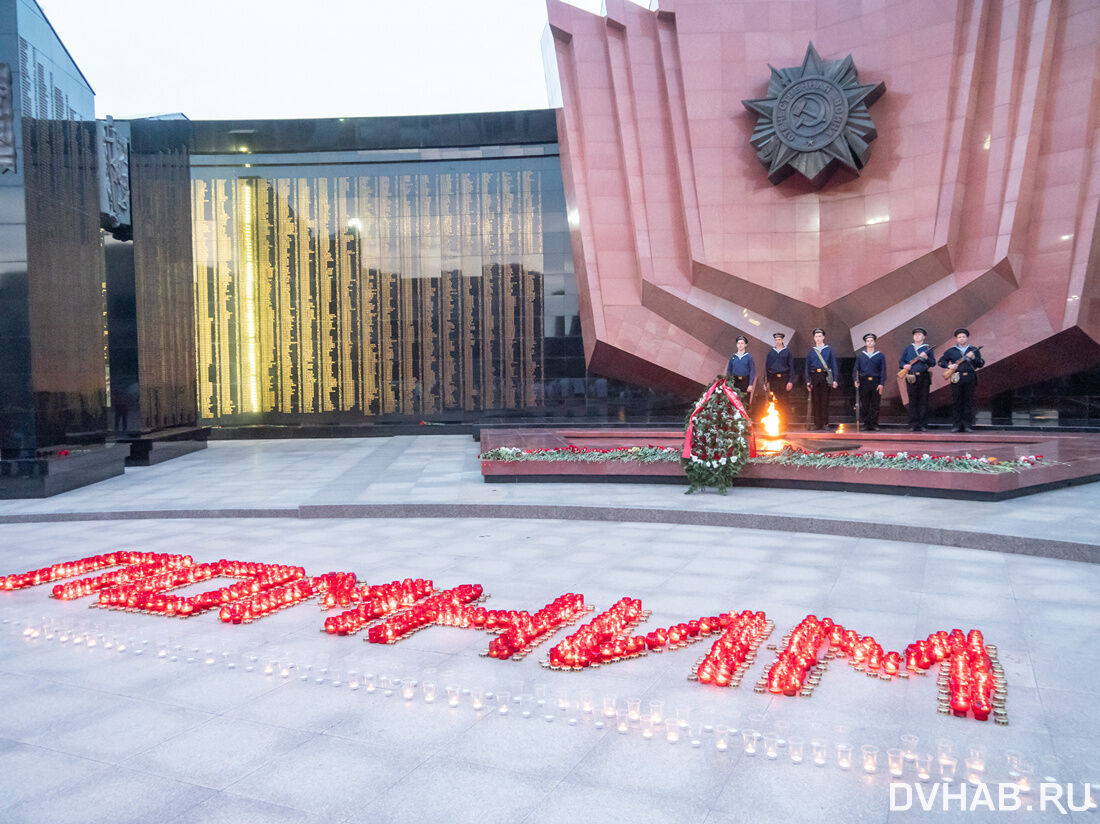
682,378,757,460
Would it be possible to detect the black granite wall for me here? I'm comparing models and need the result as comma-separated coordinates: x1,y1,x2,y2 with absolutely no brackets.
22,116,108,447
128,121,196,431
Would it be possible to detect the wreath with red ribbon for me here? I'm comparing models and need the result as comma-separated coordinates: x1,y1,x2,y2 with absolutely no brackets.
682,377,756,494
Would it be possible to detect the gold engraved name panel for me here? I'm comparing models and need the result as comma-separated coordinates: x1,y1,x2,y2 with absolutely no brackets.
192,163,548,420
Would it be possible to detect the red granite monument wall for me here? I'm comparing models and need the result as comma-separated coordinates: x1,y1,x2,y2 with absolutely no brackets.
546,0,1100,400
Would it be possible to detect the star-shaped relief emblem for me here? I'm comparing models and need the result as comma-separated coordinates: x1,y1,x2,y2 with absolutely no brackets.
742,43,886,187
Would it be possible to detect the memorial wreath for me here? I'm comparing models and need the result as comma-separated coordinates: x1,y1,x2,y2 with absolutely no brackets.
682,376,756,494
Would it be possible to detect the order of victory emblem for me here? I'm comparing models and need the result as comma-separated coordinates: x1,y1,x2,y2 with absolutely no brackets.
742,43,886,187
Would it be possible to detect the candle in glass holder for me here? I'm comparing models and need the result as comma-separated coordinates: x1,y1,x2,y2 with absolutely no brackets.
764,732,779,760
580,691,594,714
1016,763,1033,793
743,730,758,756
627,698,641,723
966,757,984,785
422,682,436,703
936,739,953,762
1040,755,1060,784
812,740,827,766
939,755,957,782
666,720,680,744
603,695,617,719
401,679,416,701
649,700,663,726
497,691,510,715
916,753,932,781
862,745,879,774
617,709,629,734
1004,749,1022,777
901,734,918,762
689,724,702,748
789,737,804,764
446,685,459,707
837,743,853,770
471,689,484,710
715,724,729,752
887,748,904,777
557,689,572,713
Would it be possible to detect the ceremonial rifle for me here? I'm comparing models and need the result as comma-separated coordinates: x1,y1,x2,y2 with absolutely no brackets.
942,345,984,384
897,348,932,382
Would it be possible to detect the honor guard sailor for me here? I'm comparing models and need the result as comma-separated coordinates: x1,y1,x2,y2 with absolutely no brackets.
765,332,794,419
937,328,985,432
726,335,756,399
804,328,839,431
853,333,885,431
898,327,935,431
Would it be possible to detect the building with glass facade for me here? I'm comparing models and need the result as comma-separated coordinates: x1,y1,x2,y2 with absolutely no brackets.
186,114,574,424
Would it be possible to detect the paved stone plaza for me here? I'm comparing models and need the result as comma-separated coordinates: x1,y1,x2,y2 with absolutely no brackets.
1,437,1098,823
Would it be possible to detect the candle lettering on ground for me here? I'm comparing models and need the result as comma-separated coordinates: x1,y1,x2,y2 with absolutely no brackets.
761,616,1005,722
1,553,1007,721
323,579,435,635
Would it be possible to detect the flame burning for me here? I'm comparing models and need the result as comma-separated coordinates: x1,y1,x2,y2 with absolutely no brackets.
836,424,845,434
762,400,780,438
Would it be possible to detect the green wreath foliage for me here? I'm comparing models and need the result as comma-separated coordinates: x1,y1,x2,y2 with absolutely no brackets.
682,377,752,494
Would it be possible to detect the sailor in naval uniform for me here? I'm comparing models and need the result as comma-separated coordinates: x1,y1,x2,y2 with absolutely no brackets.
804,328,839,431
725,335,756,401
764,331,794,419
899,326,935,431
937,327,985,432
853,333,885,431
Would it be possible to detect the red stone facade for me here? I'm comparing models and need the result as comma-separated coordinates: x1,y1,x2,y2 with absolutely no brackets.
546,0,1100,400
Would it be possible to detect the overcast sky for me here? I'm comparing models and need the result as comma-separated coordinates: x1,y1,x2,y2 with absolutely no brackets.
37,0,623,120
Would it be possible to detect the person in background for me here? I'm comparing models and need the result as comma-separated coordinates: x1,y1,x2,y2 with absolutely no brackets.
765,331,794,420
853,332,885,431
805,328,838,431
726,335,756,401
899,326,935,431
938,327,985,432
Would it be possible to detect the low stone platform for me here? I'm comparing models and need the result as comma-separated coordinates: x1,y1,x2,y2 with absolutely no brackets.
480,428,1100,501
120,426,210,467
0,445,128,499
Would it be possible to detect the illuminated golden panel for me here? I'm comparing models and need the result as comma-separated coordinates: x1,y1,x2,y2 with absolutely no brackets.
191,164,549,421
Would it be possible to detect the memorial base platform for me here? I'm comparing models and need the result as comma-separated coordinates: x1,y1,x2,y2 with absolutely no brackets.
0,444,128,499
480,428,1100,501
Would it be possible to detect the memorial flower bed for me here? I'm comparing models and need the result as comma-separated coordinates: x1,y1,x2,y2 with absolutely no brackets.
480,444,1052,475
480,445,679,463
754,447,1049,474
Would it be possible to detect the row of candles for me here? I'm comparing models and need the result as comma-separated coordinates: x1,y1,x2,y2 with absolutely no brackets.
545,597,649,668
694,611,772,687
365,584,484,644
475,594,588,659
6,554,1006,722
51,555,192,600
322,578,435,634
93,560,307,617
757,615,1003,723
5,612,1084,800
4,551,185,591
541,598,759,669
